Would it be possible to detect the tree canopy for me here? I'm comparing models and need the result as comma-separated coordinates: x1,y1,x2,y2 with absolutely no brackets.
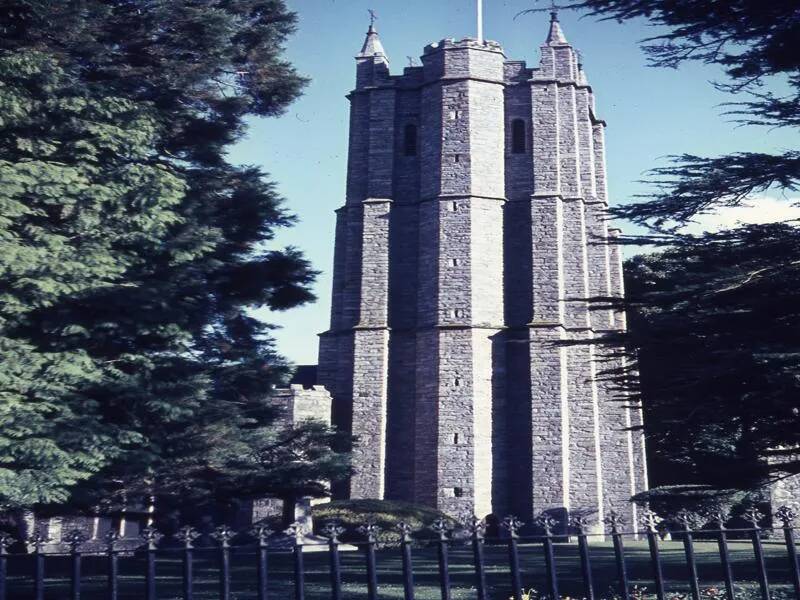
620,224,800,490
0,0,349,514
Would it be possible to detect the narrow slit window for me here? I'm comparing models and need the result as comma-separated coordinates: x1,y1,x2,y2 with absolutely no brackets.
404,124,418,156
512,119,526,154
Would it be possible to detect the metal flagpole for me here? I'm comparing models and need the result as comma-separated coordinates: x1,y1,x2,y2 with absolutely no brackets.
477,0,484,43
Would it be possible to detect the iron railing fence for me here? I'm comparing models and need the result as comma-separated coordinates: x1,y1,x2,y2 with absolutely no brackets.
0,506,798,600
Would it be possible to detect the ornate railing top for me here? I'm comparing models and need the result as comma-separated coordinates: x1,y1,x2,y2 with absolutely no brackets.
502,515,524,537
3,504,797,554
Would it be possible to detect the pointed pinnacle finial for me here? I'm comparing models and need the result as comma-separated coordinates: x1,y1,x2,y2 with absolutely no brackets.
359,10,387,59
546,2,568,44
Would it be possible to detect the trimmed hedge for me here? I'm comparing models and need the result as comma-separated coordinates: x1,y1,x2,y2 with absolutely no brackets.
311,499,459,544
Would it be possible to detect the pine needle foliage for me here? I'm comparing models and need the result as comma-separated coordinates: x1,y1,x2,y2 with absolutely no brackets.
0,0,349,513
619,225,800,488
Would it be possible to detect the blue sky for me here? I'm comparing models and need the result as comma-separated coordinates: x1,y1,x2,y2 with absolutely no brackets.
227,0,797,365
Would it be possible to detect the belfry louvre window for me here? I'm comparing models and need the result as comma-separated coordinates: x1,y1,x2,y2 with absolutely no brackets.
511,119,526,154
403,124,418,156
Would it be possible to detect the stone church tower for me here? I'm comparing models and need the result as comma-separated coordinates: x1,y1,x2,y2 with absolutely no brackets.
317,13,648,531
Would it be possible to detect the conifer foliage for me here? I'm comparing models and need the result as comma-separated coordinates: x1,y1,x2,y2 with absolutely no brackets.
0,1,348,512
622,225,800,489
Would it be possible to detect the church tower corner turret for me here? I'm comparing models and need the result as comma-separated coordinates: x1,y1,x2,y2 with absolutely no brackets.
318,14,647,530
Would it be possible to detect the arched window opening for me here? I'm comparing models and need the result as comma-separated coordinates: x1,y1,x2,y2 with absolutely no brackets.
403,123,418,156
511,119,526,154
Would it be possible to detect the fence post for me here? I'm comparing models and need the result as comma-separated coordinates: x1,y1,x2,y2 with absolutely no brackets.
286,521,306,600
65,530,86,600
641,510,666,600
213,526,235,600
502,516,524,600
140,526,162,600
605,511,630,600
709,509,735,600
0,533,12,600
775,507,800,600
676,510,701,600
105,530,120,600
467,516,489,600
572,516,595,600
322,522,344,600
396,522,416,600
358,522,381,600
176,526,199,600
537,513,559,600
252,525,272,600
745,508,770,600
29,529,47,600
431,518,452,600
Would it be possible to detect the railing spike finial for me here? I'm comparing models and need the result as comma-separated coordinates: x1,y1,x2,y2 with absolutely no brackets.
604,510,625,533
175,525,200,548
104,529,120,549
395,520,415,543
430,518,452,541
357,520,381,543
571,514,591,534
775,505,796,528
321,521,346,544
284,520,308,543
466,515,487,538
213,525,236,548
64,529,87,551
502,515,524,537
250,523,273,547
703,504,730,529
743,506,765,528
639,508,662,533
534,512,556,535
28,528,49,551
675,509,702,531
140,525,162,550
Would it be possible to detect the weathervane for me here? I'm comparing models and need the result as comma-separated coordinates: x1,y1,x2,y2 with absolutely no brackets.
368,9,377,28
513,0,558,24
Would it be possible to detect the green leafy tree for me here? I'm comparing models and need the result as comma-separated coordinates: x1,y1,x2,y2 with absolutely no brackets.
0,0,349,515
528,0,800,490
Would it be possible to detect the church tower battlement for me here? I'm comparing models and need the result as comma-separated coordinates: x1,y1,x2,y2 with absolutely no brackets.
317,13,647,532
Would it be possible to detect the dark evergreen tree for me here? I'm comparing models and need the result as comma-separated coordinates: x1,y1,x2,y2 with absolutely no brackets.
617,225,800,491
0,0,349,514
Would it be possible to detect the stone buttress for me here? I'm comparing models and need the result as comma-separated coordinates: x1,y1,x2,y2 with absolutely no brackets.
318,25,392,499
317,16,647,527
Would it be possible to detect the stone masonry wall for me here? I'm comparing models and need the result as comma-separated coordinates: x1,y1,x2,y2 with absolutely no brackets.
318,20,647,526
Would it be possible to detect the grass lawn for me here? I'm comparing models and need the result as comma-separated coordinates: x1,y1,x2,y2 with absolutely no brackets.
6,539,798,599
